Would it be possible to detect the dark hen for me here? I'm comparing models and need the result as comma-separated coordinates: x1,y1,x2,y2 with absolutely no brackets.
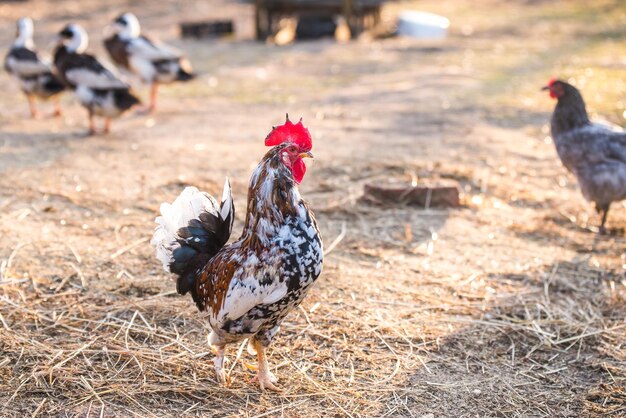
544,79,626,233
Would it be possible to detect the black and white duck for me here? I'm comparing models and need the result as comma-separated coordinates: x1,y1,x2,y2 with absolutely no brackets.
4,17,65,118
104,13,194,113
53,24,140,135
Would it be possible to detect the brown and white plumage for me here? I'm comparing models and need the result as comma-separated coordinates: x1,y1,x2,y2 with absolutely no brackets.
4,17,65,117
104,13,194,113
151,117,323,390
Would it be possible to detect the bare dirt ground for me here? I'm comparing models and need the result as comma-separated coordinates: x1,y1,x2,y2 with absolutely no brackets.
1,0,625,416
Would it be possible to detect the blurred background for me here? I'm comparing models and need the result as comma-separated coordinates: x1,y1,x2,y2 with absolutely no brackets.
1,1,625,416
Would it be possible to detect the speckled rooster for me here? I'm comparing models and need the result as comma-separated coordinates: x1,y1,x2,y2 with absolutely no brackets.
151,116,323,390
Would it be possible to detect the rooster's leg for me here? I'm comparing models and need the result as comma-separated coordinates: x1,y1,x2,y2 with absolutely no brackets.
212,344,230,385
252,339,280,391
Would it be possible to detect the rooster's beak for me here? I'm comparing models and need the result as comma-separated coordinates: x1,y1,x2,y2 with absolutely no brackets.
299,151,314,159
541,86,550,91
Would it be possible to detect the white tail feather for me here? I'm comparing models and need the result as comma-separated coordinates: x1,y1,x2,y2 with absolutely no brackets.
151,186,220,272
220,177,232,221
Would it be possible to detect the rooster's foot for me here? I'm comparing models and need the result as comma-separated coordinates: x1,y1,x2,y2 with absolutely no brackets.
215,367,231,386
252,369,280,391
245,362,279,385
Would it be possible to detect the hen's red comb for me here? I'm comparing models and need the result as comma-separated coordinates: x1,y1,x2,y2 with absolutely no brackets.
547,77,558,87
265,114,312,151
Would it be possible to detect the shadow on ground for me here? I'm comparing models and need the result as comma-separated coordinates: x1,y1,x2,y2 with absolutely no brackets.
389,256,625,416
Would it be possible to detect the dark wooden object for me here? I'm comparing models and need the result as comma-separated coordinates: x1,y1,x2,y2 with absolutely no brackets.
253,0,384,40
296,14,337,39
362,183,461,208
180,20,234,38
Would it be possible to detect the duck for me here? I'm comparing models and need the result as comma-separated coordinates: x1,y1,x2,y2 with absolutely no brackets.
104,13,194,113
53,24,140,135
4,17,65,118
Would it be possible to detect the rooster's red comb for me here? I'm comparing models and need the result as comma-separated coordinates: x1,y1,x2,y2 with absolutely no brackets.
265,114,312,151
547,77,558,87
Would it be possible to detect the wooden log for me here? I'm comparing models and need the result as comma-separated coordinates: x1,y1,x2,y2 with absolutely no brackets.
362,182,461,208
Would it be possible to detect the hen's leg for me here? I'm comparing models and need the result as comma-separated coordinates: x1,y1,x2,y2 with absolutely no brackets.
252,338,280,391
598,203,610,235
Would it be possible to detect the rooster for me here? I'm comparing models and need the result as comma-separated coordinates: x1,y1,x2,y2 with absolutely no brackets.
544,78,626,233
151,116,323,390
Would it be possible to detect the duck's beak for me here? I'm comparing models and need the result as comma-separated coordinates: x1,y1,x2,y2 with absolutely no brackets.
299,151,314,159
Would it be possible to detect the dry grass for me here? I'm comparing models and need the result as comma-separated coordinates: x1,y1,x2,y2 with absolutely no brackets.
1,232,624,417
1,0,626,416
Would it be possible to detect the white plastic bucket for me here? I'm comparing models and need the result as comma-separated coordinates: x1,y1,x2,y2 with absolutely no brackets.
397,11,450,39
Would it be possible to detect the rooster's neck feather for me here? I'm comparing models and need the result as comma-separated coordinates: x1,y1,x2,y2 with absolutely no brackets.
242,146,303,245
